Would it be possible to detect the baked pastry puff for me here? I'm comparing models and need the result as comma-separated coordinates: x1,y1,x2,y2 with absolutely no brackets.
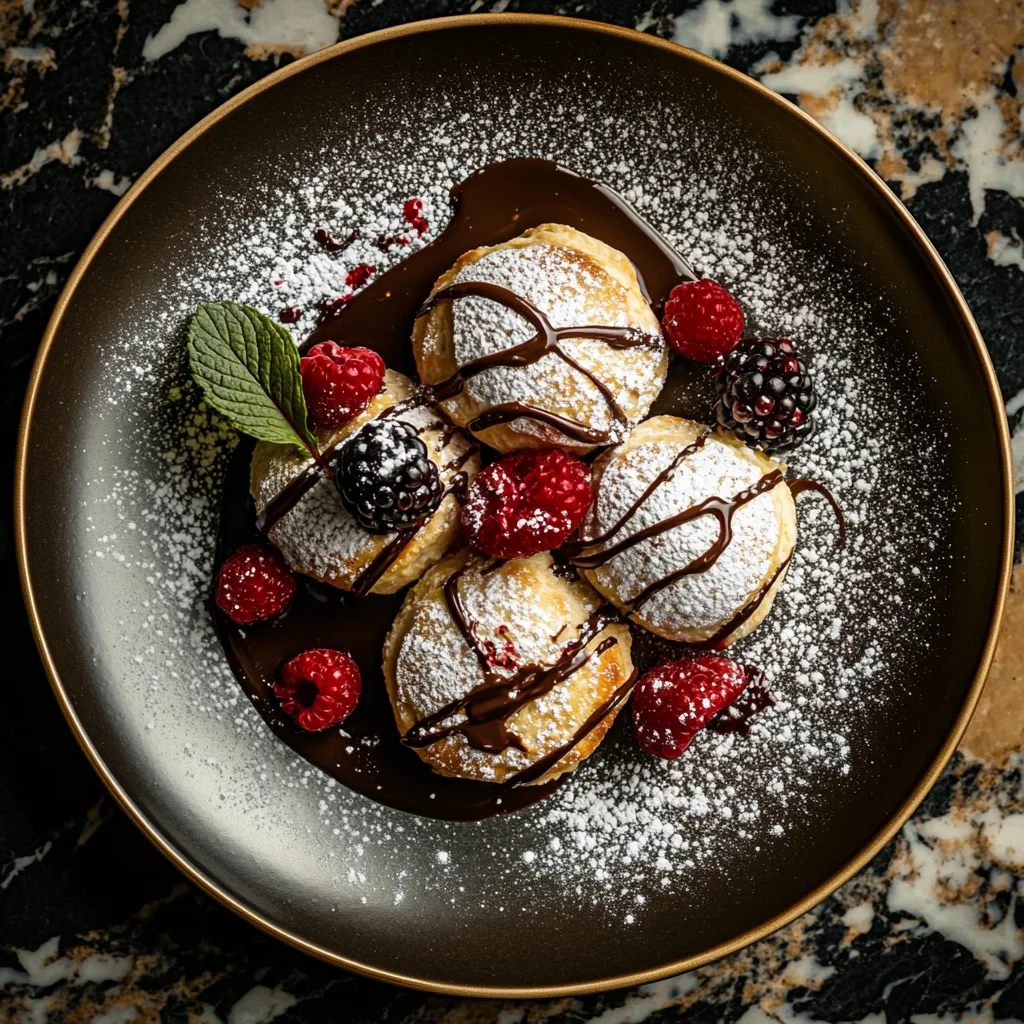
250,369,479,595
383,549,635,786
411,224,667,455
574,416,797,645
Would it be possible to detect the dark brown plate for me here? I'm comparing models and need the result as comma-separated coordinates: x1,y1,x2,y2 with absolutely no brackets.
15,16,1012,996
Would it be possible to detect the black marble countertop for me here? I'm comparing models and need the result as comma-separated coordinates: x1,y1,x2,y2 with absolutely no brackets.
3,2,1024,1020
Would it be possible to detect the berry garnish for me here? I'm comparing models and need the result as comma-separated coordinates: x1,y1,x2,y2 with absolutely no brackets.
215,543,296,625
335,419,442,533
632,656,748,759
274,648,361,731
299,342,385,428
461,449,592,560
662,279,744,363
715,337,817,453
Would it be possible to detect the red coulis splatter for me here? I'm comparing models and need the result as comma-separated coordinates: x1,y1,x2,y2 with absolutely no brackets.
315,227,360,253
345,263,375,289
403,197,428,237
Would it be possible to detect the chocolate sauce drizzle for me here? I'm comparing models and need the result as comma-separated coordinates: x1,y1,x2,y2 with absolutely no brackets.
420,281,661,445
787,478,848,546
506,668,638,786
573,469,786,609
567,435,843,642
402,562,626,773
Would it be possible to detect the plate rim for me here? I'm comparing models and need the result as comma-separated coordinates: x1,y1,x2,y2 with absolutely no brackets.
14,12,1014,998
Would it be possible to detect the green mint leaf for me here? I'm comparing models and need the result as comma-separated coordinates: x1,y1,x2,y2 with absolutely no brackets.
186,301,318,455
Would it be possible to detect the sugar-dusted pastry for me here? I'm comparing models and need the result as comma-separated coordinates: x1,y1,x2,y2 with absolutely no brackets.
383,549,635,786
411,224,667,454
572,415,797,645
250,369,479,595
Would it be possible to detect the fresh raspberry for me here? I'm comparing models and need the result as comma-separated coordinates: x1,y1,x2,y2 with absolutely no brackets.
299,342,385,427
215,543,296,625
461,449,592,559
631,656,749,759
662,279,744,363
274,648,361,732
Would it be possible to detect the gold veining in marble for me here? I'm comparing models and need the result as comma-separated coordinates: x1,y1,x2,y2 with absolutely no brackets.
962,566,1024,767
757,0,1024,208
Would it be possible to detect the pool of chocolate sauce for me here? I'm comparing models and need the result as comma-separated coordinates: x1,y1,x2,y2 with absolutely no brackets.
214,159,721,821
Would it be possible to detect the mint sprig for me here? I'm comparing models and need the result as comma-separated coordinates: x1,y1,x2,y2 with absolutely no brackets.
187,301,318,456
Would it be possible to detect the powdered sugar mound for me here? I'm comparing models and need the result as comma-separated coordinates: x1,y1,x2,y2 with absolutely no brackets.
80,74,954,921
584,436,780,632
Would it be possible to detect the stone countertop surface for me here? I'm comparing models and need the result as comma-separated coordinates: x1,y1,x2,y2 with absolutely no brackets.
2,1,1023,1021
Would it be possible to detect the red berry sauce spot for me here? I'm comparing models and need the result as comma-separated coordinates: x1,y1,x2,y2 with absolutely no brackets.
279,306,302,324
707,666,773,737
215,543,296,625
631,656,749,759
402,197,428,237
300,342,385,427
376,233,411,252
274,648,361,732
314,295,351,325
315,227,360,253
345,263,375,290
461,449,593,560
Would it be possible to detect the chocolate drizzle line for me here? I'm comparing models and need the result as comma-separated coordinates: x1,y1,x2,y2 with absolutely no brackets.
254,439,346,534
787,478,847,546
572,469,785,611
691,554,793,651
401,562,625,767
565,425,714,558
506,668,638,787
419,280,661,445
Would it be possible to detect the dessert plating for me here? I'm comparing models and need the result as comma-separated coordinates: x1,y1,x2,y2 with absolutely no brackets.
197,159,841,822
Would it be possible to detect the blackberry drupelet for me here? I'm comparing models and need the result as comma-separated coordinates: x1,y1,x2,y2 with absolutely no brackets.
335,419,442,533
715,338,817,454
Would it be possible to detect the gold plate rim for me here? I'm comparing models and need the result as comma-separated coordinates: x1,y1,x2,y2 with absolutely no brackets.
14,12,1015,999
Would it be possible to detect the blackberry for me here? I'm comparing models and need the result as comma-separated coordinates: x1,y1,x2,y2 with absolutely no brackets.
335,419,442,533
715,338,817,454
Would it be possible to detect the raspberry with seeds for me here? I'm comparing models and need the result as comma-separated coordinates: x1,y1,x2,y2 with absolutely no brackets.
461,449,592,560
300,342,385,427
662,279,744,363
632,656,749,759
215,543,296,625
274,648,361,731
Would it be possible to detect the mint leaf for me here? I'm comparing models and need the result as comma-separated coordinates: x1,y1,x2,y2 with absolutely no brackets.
187,301,318,455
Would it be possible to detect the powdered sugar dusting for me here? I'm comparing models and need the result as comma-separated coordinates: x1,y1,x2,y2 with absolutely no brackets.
76,70,953,923
584,432,781,634
393,552,616,782
442,242,662,443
